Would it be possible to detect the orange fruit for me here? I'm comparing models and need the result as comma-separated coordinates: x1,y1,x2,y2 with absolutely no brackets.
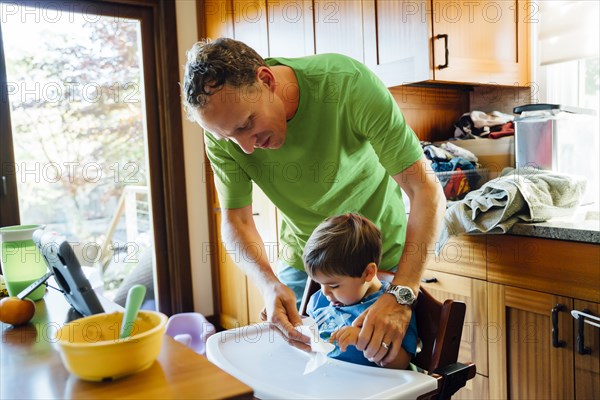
0,297,36,325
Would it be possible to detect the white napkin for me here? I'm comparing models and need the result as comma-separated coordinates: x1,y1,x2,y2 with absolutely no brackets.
297,317,335,375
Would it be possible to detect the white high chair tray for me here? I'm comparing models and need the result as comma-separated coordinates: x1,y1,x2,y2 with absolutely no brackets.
206,323,438,400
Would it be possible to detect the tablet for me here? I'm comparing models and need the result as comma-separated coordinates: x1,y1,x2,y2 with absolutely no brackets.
33,229,104,316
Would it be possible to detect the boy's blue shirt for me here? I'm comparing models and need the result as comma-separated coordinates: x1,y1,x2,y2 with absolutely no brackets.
307,281,419,367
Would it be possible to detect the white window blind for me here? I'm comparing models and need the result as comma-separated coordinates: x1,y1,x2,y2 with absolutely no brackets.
538,0,600,65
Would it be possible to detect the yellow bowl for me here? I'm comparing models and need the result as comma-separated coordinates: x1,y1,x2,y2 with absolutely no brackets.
55,311,168,381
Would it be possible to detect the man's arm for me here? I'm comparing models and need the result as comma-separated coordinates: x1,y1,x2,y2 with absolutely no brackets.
353,156,445,365
221,205,310,348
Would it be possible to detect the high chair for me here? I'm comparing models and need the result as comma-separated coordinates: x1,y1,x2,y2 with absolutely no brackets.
299,270,476,400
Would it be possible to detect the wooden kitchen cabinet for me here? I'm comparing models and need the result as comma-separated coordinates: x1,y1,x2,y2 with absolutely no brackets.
363,0,429,86
487,283,575,399
573,300,600,399
214,184,279,329
487,235,600,399
314,0,429,86
267,0,315,57
424,235,486,280
200,0,530,87
214,211,250,328
430,0,531,86
422,235,489,399
200,0,429,86
421,269,489,399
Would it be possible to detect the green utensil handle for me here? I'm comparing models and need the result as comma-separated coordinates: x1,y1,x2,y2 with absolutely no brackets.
120,284,146,339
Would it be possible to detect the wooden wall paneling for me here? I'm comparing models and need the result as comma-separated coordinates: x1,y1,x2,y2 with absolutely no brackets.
470,85,533,114
267,0,315,57
389,85,470,142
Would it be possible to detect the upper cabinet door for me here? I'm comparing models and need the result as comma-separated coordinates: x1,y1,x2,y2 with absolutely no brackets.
314,0,365,62
232,0,270,57
268,0,315,57
204,0,235,39
364,0,430,87
431,0,531,86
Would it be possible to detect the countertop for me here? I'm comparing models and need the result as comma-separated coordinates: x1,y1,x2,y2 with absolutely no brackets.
0,287,253,400
507,204,600,244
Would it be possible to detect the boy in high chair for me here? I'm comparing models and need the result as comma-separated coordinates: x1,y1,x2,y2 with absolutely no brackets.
303,213,418,369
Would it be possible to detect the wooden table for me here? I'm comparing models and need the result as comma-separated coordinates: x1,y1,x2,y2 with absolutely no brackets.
0,288,253,399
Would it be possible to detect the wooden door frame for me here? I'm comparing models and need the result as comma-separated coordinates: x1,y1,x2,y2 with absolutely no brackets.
0,0,193,315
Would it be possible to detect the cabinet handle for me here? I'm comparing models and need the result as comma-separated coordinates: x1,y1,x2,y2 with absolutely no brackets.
1,176,6,197
252,212,260,216
421,277,438,283
436,34,449,69
551,303,567,348
572,309,599,355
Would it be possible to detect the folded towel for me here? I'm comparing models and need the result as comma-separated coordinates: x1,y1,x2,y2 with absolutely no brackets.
437,168,587,252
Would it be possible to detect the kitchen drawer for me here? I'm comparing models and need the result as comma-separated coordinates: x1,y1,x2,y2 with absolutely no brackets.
420,269,488,376
426,235,486,280
487,235,600,303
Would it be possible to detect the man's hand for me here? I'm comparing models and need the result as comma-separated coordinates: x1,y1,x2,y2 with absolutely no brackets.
259,282,311,351
330,326,360,352
352,294,412,366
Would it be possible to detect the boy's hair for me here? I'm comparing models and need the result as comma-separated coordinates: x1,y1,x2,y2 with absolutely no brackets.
182,37,267,117
303,213,382,278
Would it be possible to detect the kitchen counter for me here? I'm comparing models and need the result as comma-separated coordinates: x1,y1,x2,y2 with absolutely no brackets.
508,204,600,244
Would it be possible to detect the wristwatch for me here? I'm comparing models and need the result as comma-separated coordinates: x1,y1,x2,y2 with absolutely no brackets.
385,285,417,306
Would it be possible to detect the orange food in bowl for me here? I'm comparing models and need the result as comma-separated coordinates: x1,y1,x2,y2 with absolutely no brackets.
0,297,35,325
55,311,168,381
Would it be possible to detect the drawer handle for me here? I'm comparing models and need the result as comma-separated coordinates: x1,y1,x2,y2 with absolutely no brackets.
572,309,599,355
421,277,438,283
551,304,567,348
435,34,449,69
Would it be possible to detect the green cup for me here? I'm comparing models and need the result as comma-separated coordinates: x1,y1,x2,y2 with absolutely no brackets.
0,224,48,301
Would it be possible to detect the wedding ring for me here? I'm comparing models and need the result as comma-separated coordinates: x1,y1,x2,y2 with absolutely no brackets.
381,342,390,350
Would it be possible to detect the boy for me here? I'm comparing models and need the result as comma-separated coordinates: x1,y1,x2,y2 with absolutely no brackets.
303,213,418,369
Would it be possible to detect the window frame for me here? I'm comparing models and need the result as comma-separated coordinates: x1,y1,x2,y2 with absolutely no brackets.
0,0,193,315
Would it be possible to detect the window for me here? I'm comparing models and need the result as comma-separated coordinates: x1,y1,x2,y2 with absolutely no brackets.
0,0,193,314
533,1,600,203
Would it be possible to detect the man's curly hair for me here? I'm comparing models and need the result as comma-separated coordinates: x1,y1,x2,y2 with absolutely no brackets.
182,38,267,119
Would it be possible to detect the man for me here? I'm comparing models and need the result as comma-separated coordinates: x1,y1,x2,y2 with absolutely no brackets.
182,38,445,366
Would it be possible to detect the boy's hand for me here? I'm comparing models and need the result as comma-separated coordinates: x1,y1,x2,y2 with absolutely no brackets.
330,326,360,352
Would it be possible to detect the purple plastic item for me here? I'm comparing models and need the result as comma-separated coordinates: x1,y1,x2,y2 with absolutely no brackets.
165,312,216,355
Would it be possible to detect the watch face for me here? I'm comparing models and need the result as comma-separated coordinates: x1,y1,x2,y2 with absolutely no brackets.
398,287,413,302
387,285,415,304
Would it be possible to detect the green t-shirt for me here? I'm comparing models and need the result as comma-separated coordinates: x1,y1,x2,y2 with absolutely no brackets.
205,54,423,271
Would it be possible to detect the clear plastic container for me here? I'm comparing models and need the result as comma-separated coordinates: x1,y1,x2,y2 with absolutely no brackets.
0,225,48,300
